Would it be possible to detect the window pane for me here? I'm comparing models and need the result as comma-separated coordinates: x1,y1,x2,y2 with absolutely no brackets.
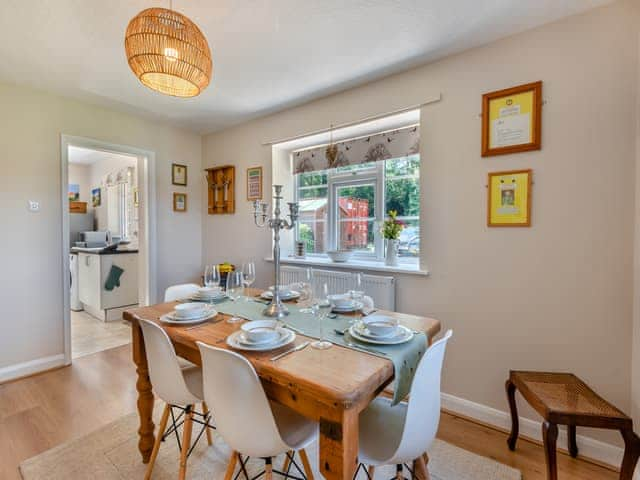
336,184,375,253
385,154,420,178
385,155,420,258
298,170,328,253
397,217,419,258
298,171,327,187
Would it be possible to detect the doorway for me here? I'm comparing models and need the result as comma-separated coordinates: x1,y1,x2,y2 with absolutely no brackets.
61,136,157,363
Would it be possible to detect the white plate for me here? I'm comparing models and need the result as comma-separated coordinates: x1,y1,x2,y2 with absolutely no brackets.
349,324,414,345
332,301,363,313
260,290,300,300
160,307,218,325
227,328,295,351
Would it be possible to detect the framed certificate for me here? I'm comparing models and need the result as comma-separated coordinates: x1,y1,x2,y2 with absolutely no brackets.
487,169,532,227
246,166,263,201
172,163,187,186
482,81,542,157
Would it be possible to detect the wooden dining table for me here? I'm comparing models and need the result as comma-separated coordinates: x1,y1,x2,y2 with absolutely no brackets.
123,289,441,480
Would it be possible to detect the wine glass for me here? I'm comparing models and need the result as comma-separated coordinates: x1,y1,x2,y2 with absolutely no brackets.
311,283,332,350
349,272,365,325
204,264,220,288
225,271,245,323
298,267,315,313
242,262,256,301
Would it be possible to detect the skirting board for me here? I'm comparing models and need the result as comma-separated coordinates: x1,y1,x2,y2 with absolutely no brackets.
0,354,66,384
441,392,624,469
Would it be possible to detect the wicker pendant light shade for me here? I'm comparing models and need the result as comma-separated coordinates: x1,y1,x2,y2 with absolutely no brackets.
125,8,212,98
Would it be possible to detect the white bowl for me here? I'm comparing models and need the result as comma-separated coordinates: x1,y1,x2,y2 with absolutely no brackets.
268,285,292,295
328,294,354,309
198,286,223,296
363,315,398,337
326,250,353,263
241,320,280,343
174,302,207,318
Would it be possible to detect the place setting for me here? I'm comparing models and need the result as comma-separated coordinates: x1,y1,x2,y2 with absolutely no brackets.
226,319,301,357
258,284,301,302
188,286,227,303
159,302,218,325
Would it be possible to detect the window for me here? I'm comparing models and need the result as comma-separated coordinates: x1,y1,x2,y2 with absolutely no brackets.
295,154,420,261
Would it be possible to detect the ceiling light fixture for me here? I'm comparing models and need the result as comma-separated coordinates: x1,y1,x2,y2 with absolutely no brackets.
124,5,212,98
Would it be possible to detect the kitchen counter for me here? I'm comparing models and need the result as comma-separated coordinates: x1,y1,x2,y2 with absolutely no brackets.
71,246,139,255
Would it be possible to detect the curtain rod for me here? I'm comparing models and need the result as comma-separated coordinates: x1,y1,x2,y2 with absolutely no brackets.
262,93,441,146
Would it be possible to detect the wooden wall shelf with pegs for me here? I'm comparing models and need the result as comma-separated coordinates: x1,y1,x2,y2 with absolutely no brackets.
205,165,235,214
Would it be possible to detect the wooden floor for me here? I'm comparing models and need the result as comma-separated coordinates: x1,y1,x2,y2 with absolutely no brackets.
0,345,618,480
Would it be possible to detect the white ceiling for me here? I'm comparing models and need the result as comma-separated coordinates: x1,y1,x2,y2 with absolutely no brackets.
0,0,612,134
68,145,137,165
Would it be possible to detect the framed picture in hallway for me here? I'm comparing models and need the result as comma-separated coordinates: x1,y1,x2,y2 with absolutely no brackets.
173,192,187,212
172,163,187,186
482,81,542,157
91,188,101,207
487,169,532,227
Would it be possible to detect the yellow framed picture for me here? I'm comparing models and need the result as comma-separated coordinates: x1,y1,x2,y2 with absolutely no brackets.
487,169,532,227
482,81,542,157
173,192,187,212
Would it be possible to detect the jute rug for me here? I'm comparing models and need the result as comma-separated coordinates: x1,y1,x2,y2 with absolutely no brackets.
20,408,521,480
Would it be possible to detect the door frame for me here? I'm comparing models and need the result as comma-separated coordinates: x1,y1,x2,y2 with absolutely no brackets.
60,135,157,365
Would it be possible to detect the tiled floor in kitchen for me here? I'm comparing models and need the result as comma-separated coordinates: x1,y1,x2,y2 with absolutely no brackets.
71,310,131,359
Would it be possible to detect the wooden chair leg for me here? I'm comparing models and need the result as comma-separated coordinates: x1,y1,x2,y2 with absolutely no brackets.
282,450,294,472
567,425,578,458
505,379,519,451
413,456,430,480
202,401,214,446
265,458,273,480
144,403,171,480
620,429,640,480
367,466,375,480
298,449,315,480
178,407,194,480
224,451,239,480
542,422,558,480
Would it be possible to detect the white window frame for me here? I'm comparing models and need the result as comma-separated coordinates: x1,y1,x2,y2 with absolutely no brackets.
296,160,421,262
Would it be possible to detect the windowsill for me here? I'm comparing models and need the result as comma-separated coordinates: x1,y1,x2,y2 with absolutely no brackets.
265,256,430,276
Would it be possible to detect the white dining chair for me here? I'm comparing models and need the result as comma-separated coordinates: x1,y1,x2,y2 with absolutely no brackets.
197,342,318,480
357,330,453,480
139,319,214,480
164,283,201,302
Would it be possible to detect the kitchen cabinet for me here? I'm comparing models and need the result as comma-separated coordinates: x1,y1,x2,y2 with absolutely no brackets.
78,252,138,321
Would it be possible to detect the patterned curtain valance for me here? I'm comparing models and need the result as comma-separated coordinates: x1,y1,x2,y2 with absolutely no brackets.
293,125,419,174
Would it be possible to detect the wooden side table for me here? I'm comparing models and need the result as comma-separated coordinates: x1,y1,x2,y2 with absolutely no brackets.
505,371,640,480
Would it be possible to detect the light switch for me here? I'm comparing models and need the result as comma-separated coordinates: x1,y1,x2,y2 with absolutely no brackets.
28,200,40,212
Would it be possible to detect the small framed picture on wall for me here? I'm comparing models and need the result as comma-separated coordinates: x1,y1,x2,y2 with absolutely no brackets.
172,163,188,186
487,169,532,227
246,166,263,200
173,192,187,212
91,188,101,207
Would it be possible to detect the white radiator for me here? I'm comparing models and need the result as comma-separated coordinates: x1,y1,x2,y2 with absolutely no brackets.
280,266,396,311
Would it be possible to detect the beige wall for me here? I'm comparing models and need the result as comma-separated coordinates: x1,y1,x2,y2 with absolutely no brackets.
203,0,639,447
633,25,640,480
0,81,203,370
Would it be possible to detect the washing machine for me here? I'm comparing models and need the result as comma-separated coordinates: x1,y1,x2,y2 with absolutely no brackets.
70,253,83,311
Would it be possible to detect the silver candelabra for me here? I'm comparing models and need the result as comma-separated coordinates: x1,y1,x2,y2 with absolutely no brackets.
253,185,299,318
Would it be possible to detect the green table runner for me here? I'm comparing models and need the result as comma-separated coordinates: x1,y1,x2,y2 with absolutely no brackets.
214,298,426,406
